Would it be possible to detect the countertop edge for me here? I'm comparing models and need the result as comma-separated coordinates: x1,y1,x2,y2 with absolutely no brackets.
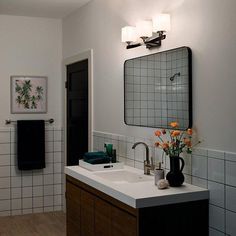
65,167,209,208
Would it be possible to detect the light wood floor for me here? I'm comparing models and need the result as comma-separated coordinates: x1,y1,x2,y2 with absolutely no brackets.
0,212,66,236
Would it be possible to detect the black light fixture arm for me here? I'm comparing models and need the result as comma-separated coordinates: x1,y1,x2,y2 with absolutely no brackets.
126,31,167,50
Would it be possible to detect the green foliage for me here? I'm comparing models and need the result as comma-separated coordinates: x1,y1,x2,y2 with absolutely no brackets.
15,80,44,110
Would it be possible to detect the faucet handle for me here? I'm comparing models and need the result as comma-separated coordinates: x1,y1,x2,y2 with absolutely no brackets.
144,160,151,175
151,157,155,170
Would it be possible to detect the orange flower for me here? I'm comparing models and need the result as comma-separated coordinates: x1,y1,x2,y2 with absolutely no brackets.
155,142,160,147
162,142,169,149
162,129,166,135
171,130,181,137
155,130,162,137
187,128,193,135
184,138,192,147
170,121,179,128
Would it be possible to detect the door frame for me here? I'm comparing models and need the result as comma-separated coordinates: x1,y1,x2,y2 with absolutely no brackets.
63,49,93,165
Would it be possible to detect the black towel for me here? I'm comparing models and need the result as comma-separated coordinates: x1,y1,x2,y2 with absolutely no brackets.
17,120,45,170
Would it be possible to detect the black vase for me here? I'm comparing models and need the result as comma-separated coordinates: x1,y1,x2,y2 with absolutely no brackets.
166,156,185,187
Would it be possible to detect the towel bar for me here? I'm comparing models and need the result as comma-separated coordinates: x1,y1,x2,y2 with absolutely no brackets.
5,119,54,125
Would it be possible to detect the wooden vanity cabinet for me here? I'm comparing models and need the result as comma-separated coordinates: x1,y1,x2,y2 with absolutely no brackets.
66,175,208,236
66,175,137,236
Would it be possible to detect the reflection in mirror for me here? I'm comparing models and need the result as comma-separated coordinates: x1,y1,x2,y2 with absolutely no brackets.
124,47,192,130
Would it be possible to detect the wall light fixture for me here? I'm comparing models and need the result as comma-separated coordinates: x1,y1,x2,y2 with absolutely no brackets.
121,14,171,49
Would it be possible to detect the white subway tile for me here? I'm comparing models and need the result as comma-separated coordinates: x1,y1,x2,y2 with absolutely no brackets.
10,143,16,155
184,174,192,184
225,152,236,162
0,188,10,201
54,174,62,184
23,198,32,209
44,206,53,212
192,177,207,188
45,142,53,153
45,131,53,142
54,184,62,195
134,145,145,162
22,187,32,198
208,181,225,208
44,196,53,207
0,166,10,177
43,163,53,174
54,152,62,163
54,141,62,152
11,210,22,216
209,228,225,236
134,161,143,170
125,158,134,168
0,200,10,211
0,144,10,155
11,165,21,177
46,153,53,163
226,210,236,236
0,155,10,166
23,209,32,214
33,207,43,213
208,150,225,160
10,155,17,166
209,205,225,232
11,188,21,199
208,158,224,183
192,155,207,179
33,175,43,186
44,174,53,185
44,185,53,196
0,211,10,216
226,161,236,187
33,186,43,197
54,205,62,211
22,175,32,187
11,199,22,210
10,130,16,143
11,177,21,188
226,186,236,212
54,163,62,173
0,132,10,143
126,142,134,160
192,148,208,157
54,195,62,205
54,130,62,141
33,197,43,208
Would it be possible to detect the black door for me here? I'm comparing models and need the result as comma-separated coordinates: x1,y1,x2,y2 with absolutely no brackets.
66,59,88,166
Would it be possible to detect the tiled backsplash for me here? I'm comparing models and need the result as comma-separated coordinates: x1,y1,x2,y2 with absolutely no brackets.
0,127,64,216
93,130,236,236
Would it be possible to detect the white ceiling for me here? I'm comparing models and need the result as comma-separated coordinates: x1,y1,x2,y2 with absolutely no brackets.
0,0,91,19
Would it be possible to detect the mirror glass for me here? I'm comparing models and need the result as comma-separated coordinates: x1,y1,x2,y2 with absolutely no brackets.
124,46,192,130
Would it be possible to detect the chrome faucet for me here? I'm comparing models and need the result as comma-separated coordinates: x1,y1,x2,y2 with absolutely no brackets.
132,142,154,175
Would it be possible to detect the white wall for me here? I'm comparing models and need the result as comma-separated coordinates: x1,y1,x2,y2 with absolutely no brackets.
0,15,62,126
62,0,236,152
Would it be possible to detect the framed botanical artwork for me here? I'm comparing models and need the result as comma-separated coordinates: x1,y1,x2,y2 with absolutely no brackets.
11,76,47,113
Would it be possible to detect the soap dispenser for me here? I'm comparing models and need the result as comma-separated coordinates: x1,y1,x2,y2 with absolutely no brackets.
104,143,117,163
154,162,164,185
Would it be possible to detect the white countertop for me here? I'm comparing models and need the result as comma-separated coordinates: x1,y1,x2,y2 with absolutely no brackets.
65,165,209,208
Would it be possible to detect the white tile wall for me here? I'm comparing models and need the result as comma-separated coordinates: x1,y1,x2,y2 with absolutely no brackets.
93,131,236,235
226,210,236,236
0,127,64,217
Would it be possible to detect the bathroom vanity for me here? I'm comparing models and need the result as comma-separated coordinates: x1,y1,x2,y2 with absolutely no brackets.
65,166,209,236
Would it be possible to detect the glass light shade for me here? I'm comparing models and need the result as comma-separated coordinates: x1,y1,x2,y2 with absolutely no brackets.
121,26,137,42
153,14,171,32
136,20,153,38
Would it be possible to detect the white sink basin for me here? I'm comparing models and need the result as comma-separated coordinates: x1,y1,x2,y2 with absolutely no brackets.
94,170,153,184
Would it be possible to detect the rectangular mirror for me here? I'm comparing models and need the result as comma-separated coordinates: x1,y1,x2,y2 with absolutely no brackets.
124,46,192,130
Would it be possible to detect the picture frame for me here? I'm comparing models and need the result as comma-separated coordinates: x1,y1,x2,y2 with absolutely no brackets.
11,76,47,114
